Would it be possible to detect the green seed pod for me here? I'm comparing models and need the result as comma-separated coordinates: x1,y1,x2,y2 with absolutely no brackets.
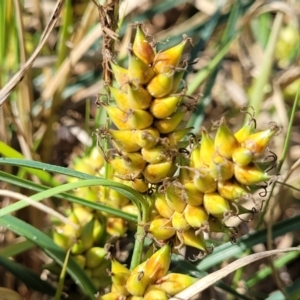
85,247,106,269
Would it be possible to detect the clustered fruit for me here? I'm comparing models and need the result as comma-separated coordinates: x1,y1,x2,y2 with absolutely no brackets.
51,24,279,299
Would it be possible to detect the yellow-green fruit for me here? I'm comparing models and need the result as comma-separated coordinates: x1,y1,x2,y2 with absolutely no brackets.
128,84,152,110
127,109,154,130
209,153,234,181
109,86,131,112
111,259,131,296
85,247,106,269
53,228,74,249
144,285,168,300
199,129,215,167
131,177,149,193
141,145,167,164
91,258,111,277
203,192,230,218
177,228,207,251
217,180,249,201
154,193,175,219
241,126,278,158
153,38,187,74
72,206,93,225
184,205,208,228
147,73,174,98
109,129,141,153
133,25,155,64
110,62,129,91
109,188,130,207
153,111,185,134
102,105,131,130
145,244,171,283
234,163,271,185
126,261,150,296
214,117,239,160
171,211,190,231
88,147,104,170
192,168,217,194
232,147,253,166
148,217,176,240
155,273,198,295
234,120,255,143
183,182,204,206
110,152,146,177
128,49,155,85
106,217,127,237
143,161,175,184
150,95,181,119
167,127,193,146
135,127,160,149
73,255,86,269
166,185,186,213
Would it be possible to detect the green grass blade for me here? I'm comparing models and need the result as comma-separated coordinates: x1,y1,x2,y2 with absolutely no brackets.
0,256,56,296
0,215,97,299
0,239,35,257
0,171,137,222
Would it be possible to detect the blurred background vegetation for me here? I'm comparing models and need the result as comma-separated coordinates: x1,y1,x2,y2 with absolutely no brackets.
0,0,300,299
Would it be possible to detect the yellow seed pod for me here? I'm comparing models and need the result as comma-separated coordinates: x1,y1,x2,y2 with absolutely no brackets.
128,49,155,85
217,180,249,201
102,105,131,130
141,145,167,164
209,153,234,181
177,228,207,251
109,129,141,153
126,261,150,296
53,227,74,249
184,205,208,228
93,218,105,244
166,185,186,213
109,188,130,208
128,83,152,110
153,38,188,74
145,244,171,282
171,211,190,231
155,273,198,296
234,163,271,185
143,161,175,184
203,192,230,219
199,128,215,167
153,111,185,134
109,86,130,112
144,285,168,300
131,177,149,193
110,155,145,178
135,127,160,149
87,147,104,170
147,73,174,98
127,109,154,130
232,147,253,166
148,217,176,240
154,193,175,219
106,217,128,237
183,181,204,206
241,126,278,158
167,127,193,146
110,62,129,91
133,25,155,65
234,119,256,143
111,259,131,296
72,205,93,225
189,144,201,169
85,247,106,269
214,117,239,160
150,95,182,119
192,168,217,194
73,254,86,269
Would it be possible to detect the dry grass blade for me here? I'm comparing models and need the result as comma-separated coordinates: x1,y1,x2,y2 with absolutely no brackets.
170,247,300,300
0,0,65,106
